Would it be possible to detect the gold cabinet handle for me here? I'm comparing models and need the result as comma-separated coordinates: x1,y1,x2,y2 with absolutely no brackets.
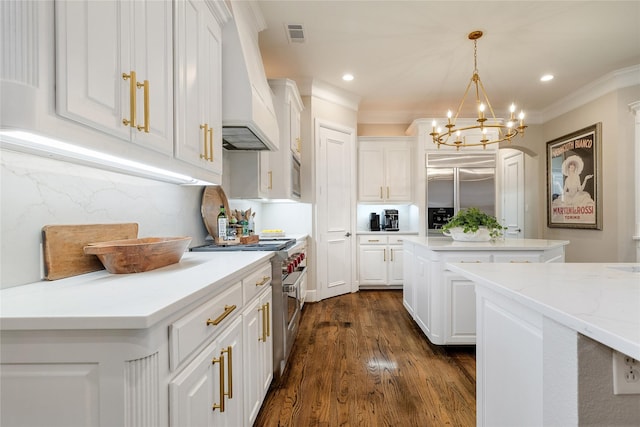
136,79,150,133
368,239,380,242
460,261,482,263
383,248,386,262
222,346,232,399
296,137,301,153
200,124,209,160
208,128,214,162
509,260,531,263
211,352,225,412
258,305,265,342
387,186,390,198
380,187,383,199
390,248,394,262
268,171,273,189
206,305,236,326
122,71,137,128
266,302,270,337
256,276,270,287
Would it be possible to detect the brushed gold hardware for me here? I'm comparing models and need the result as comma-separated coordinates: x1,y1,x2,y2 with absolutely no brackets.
200,124,209,160
368,239,379,242
211,352,225,412
390,248,394,262
258,305,266,342
122,71,137,128
206,304,236,326
268,171,273,189
266,302,270,337
208,128,214,162
256,276,270,286
296,137,301,153
222,346,232,399
387,187,390,198
136,79,149,132
509,260,531,263
383,248,386,262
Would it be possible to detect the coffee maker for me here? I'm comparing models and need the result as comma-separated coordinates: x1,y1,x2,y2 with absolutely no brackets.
382,209,399,231
369,213,381,231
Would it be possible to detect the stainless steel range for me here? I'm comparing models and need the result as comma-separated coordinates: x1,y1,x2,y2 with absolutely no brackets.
191,237,307,381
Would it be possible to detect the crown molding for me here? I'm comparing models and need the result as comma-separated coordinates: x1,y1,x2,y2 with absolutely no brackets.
539,64,640,122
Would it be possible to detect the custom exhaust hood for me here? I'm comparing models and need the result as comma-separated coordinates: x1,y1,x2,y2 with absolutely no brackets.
222,1,279,151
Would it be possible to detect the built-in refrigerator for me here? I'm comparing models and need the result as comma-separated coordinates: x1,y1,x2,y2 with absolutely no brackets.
426,153,496,235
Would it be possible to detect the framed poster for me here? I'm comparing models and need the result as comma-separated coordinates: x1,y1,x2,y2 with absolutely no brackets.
546,123,602,229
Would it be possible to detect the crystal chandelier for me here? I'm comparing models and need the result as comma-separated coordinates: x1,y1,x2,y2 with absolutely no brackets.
430,30,527,150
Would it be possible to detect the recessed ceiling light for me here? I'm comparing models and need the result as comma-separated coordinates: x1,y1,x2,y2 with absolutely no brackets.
342,73,354,81
540,74,554,82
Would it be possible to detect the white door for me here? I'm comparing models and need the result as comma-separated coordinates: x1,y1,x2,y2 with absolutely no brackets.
316,121,355,300
500,150,525,239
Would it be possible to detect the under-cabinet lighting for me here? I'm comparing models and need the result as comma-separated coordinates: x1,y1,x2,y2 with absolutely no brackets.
0,130,214,185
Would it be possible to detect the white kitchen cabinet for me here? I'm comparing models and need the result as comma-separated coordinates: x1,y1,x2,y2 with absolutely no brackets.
243,287,273,426
55,0,173,155
358,235,405,288
267,78,305,199
0,255,274,427
358,137,412,202
403,238,568,345
174,0,228,175
170,316,244,427
269,79,304,161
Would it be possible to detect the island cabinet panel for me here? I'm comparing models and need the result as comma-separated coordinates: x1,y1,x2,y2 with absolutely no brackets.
402,238,568,345
0,254,274,427
476,286,543,426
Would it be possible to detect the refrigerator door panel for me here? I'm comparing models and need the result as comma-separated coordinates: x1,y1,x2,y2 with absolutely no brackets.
427,167,454,208
458,168,495,216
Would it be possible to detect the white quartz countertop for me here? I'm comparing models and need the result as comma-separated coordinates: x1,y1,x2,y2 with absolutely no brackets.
446,262,640,360
0,252,273,331
404,236,570,251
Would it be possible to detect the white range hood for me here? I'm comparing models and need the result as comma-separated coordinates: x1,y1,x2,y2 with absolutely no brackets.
222,1,279,151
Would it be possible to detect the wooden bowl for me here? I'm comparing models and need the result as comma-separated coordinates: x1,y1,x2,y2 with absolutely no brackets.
83,237,192,274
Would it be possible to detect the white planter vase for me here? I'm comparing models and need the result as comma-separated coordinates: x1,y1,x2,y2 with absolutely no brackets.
443,227,491,242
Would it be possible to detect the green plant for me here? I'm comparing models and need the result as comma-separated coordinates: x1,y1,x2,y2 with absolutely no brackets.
440,207,505,238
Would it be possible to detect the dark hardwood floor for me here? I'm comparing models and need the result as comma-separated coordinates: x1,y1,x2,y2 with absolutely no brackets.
254,290,476,426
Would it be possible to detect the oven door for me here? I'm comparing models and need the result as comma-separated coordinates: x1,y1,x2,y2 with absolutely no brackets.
282,267,306,360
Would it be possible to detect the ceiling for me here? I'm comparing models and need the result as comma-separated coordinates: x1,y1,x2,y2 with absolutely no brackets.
256,1,640,125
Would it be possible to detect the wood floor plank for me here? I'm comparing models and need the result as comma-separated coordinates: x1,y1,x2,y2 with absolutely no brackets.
254,290,476,426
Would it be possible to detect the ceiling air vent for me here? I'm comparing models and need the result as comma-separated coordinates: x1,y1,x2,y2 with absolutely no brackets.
286,24,305,43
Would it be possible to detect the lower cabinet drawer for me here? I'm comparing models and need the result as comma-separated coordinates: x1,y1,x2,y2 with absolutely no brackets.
242,263,272,304
442,253,492,266
169,282,242,370
493,253,544,263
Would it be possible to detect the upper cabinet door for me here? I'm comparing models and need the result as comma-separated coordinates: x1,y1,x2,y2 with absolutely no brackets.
174,0,224,175
55,0,173,155
358,141,386,201
358,138,413,202
384,143,412,202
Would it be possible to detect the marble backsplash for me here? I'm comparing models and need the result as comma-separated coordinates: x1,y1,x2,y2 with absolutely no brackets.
1,149,209,288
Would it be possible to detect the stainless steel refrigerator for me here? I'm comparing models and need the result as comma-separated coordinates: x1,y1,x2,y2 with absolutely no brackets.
426,153,496,235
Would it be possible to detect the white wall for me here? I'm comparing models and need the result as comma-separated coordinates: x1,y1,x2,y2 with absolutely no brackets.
0,150,209,288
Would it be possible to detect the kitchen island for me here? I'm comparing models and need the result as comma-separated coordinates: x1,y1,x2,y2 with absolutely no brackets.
446,262,640,427
0,252,275,427
403,237,569,345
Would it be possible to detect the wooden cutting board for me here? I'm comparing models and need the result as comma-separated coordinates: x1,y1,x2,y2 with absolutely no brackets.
201,186,230,239
42,223,138,280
